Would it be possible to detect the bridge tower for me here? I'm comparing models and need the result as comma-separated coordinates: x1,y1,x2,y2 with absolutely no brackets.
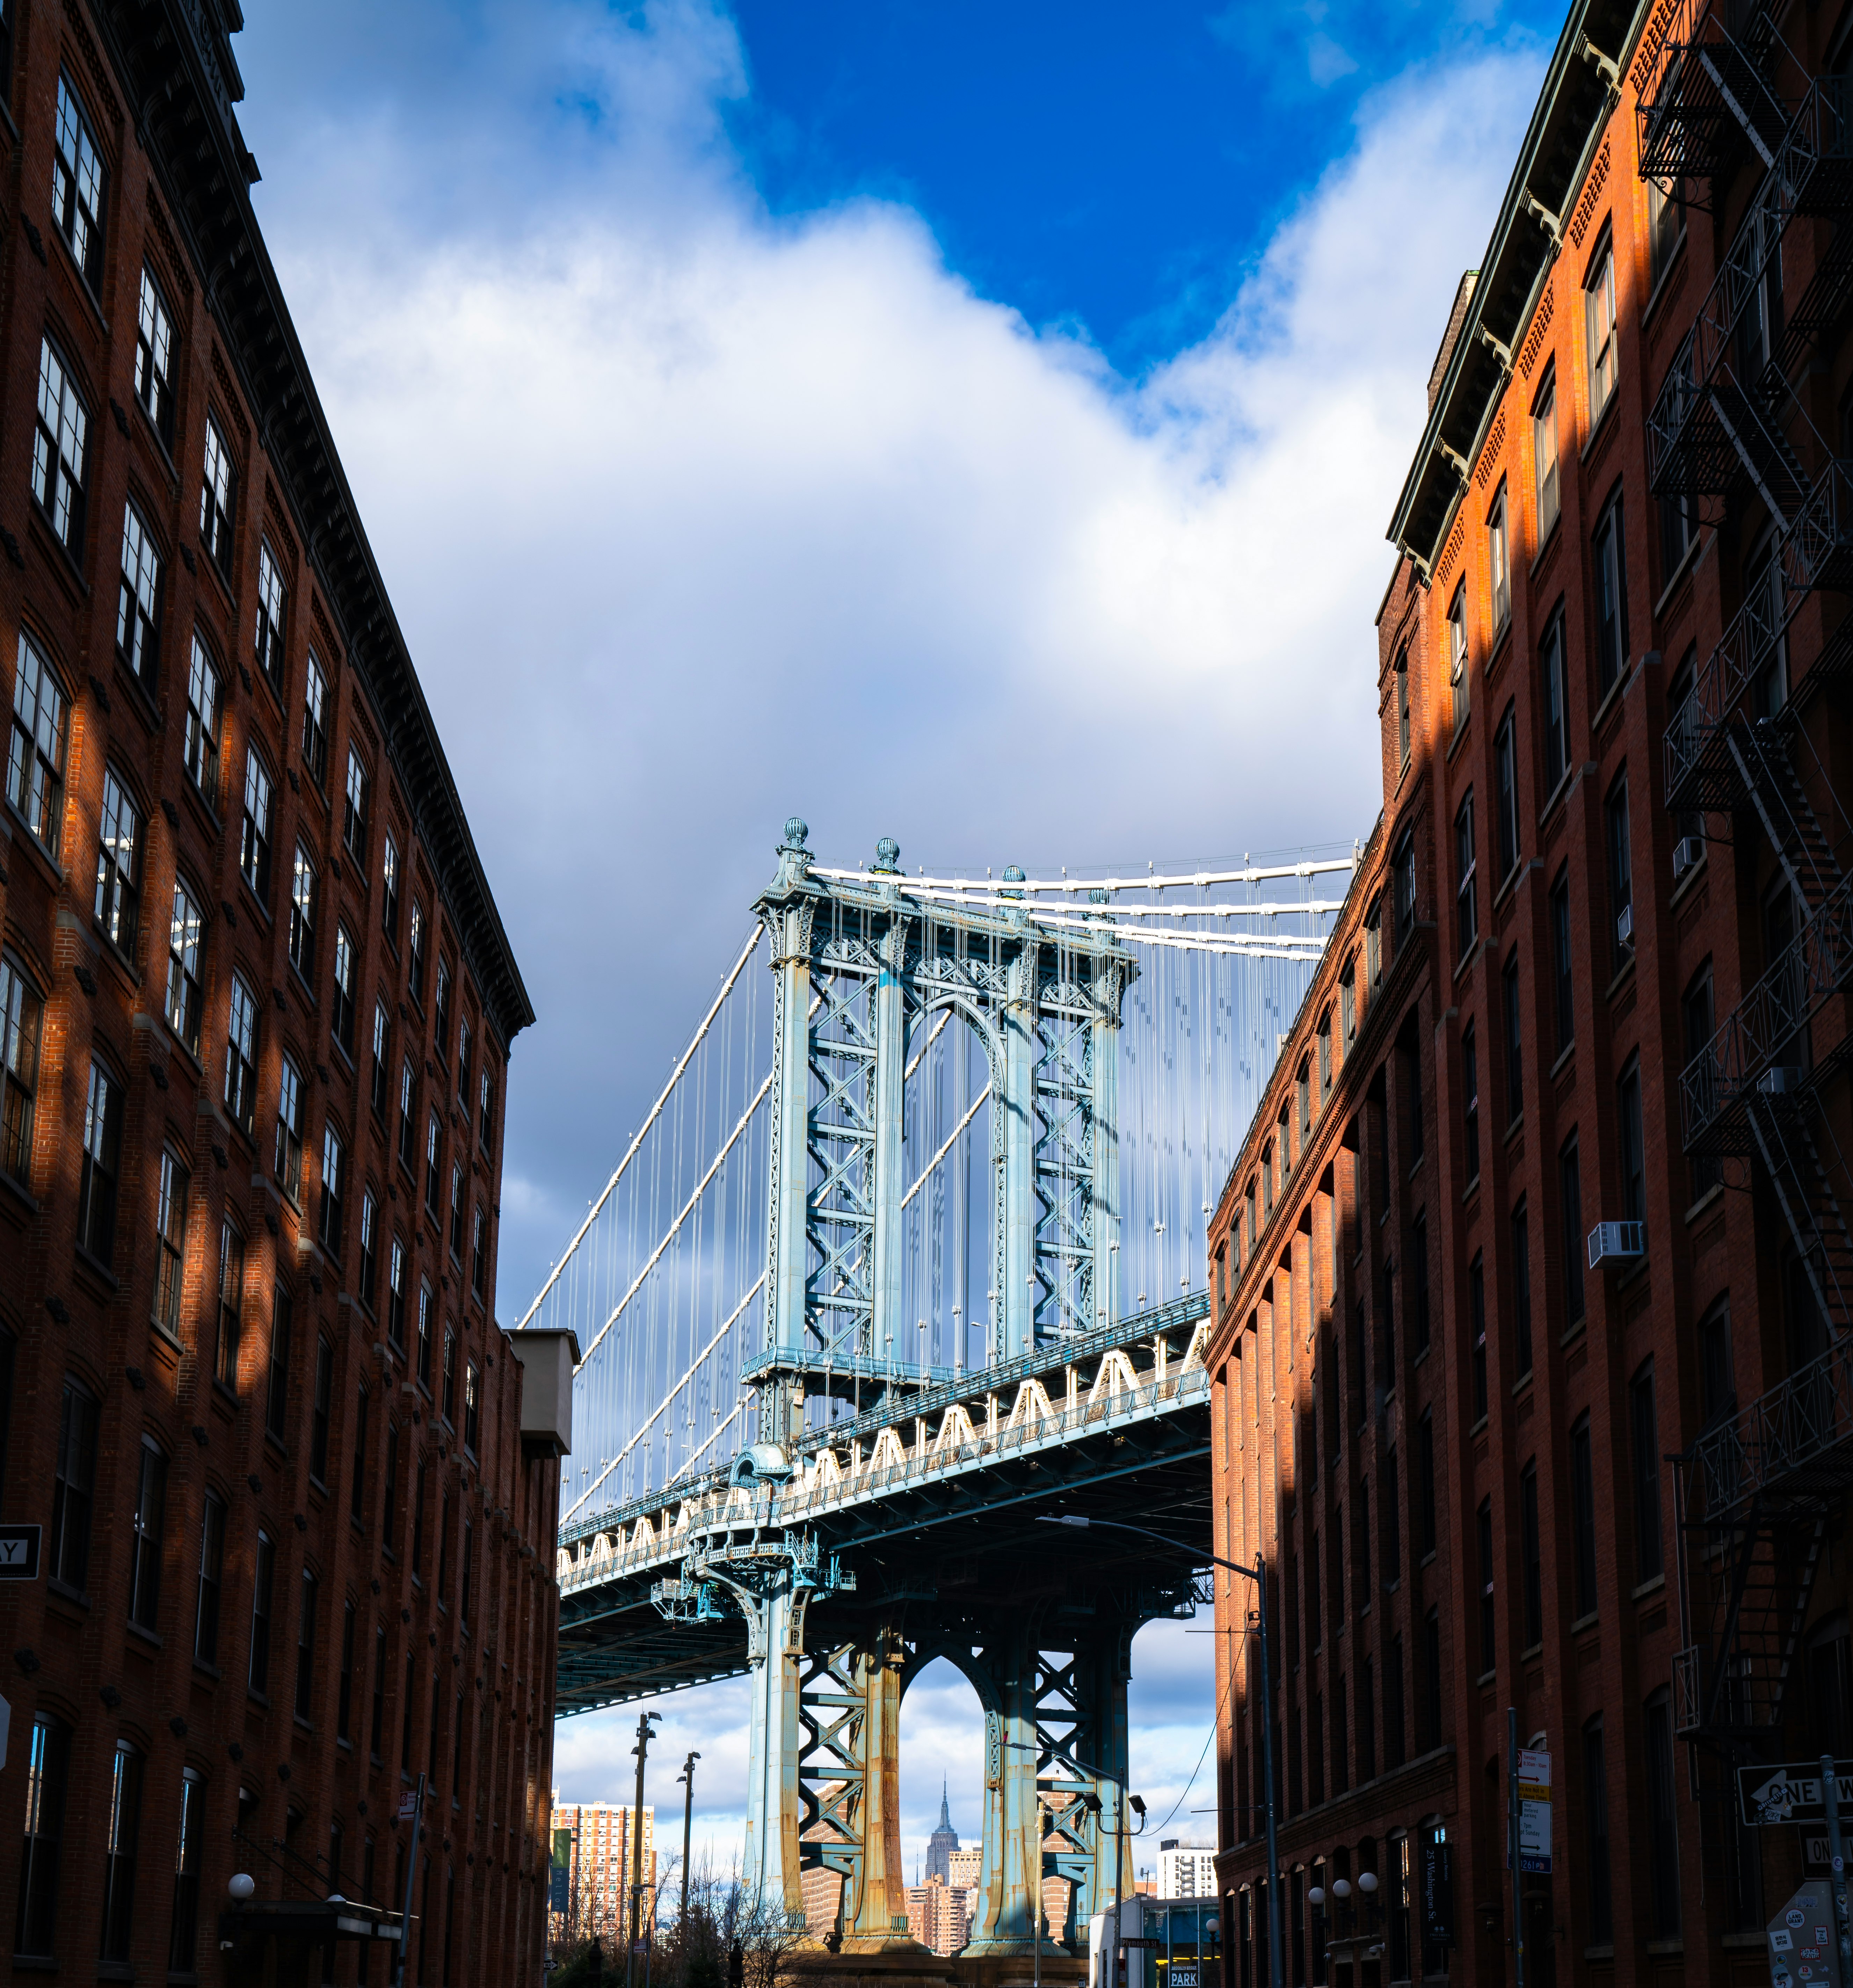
729,823,1154,1964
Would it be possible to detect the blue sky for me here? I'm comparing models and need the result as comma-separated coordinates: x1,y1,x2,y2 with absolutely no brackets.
237,0,1557,1890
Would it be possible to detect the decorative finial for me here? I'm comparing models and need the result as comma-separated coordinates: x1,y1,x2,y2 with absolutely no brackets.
782,817,809,851
1001,864,1026,902
874,836,901,873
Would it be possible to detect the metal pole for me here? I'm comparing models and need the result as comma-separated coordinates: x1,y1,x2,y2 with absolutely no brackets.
629,1712,659,1988
678,1751,699,1982
392,1772,426,1987
1824,1755,1852,1986
1256,1554,1283,1988
1507,1710,1524,1988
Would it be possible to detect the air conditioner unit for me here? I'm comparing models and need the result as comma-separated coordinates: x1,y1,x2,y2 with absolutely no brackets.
1759,1066,1804,1095
1673,836,1704,881
1587,1220,1646,1269
1616,904,1634,948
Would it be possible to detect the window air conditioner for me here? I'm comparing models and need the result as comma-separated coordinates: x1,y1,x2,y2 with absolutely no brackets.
1758,1066,1804,1095
1616,904,1634,948
1673,836,1703,881
1587,1220,1646,1269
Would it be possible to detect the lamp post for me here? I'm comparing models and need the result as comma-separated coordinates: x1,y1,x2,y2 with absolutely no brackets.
1038,1514,1283,1988
627,1711,661,1988
675,1751,699,1985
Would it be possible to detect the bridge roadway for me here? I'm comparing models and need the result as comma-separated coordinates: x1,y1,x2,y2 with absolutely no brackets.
551,1291,1214,1963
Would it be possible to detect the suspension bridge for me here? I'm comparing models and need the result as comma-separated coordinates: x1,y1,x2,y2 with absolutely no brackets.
517,819,1351,1969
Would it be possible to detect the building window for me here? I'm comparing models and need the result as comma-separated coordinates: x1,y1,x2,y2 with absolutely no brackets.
435,958,453,1061
134,265,175,442
360,1190,379,1309
384,1425,403,1557
51,1376,96,1587
1341,957,1357,1043
1417,1405,1436,1556
450,1161,465,1259
472,1203,487,1301
382,831,401,942
165,875,205,1052
128,1436,167,1630
1659,461,1695,586
1644,1690,1681,1934
442,1327,457,1424
154,1150,189,1336
417,1283,434,1392
289,841,318,976
479,1066,496,1153
1571,1413,1597,1618
0,953,43,1183
216,1218,244,1391
184,633,220,806
1447,579,1469,730
388,1238,407,1351
255,542,288,694
194,1489,225,1663
464,1361,481,1454
332,924,357,1054
31,336,88,553
1423,1605,1443,1746
1560,1133,1585,1326
1317,1010,1333,1099
1585,239,1617,425
1493,703,1519,881
1453,792,1476,960
16,1713,71,1956
276,1054,305,1199
408,900,427,1006
1632,1356,1664,1580
1511,1199,1532,1378
240,746,276,900
200,414,236,570
371,1000,391,1119
372,1627,389,1757
1391,839,1414,950
1499,951,1524,1125
1606,769,1633,969
344,746,370,863
1618,1055,1645,1231
398,1057,417,1173
458,1018,473,1120
168,1769,204,1972
1410,1212,1430,1352
1577,1713,1615,1947
338,1599,357,1740
320,1122,346,1257
267,1285,293,1444
1746,534,1788,719
1533,364,1559,537
1539,608,1567,793
225,973,259,1134
426,1112,442,1219
301,651,329,786
78,1058,123,1264
1476,1495,1496,1675
1685,963,1722,1199
295,1566,319,1721
52,74,106,282
1469,1252,1488,1422
1648,173,1686,285
1461,1022,1480,1184
351,1383,371,1526
1592,487,1629,699
1550,864,1574,1052
250,1529,276,1695
1488,482,1510,631
7,632,68,856
117,502,163,686
1519,1460,1543,1648
1395,647,1410,768
94,768,142,951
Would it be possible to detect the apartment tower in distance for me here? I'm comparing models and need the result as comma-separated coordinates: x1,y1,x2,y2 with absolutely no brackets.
1209,0,1853,1985
0,2,568,1984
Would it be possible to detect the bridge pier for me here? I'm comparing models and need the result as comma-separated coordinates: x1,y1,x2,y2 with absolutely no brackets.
735,1581,810,1921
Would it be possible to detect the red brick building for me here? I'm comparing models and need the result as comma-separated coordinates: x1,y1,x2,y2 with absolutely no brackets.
1209,1,1853,1985
0,2,563,1982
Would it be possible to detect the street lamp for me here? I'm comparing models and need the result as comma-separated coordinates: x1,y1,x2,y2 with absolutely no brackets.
675,1751,699,1985
1038,1514,1284,1988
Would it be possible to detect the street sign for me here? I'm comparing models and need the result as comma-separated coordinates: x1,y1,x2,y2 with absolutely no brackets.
1741,1764,1853,1829
1518,1748,1552,1874
0,1525,41,1580
1767,1879,1843,1988
398,1791,418,1821
1420,1837,1453,1949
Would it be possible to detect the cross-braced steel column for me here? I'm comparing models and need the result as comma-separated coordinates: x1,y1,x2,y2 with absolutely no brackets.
734,1580,811,1919
964,1618,1046,1956
1002,940,1041,1362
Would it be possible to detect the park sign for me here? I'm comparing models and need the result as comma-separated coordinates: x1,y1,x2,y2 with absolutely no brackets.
1740,1763,1853,1829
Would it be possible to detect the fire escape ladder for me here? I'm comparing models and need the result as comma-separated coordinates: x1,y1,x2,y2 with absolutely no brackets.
1726,719,1847,910
1701,1510,1826,1734
1640,7,1792,184
1746,1088,1853,1330
1712,373,1814,523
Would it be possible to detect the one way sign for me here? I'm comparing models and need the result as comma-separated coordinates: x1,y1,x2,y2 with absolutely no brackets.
1738,1761,1853,1828
0,1526,41,1580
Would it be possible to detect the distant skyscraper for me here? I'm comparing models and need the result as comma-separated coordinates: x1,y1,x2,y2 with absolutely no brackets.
926,1782,960,1885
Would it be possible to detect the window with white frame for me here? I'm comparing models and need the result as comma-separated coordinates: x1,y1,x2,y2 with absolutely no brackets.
1447,580,1469,731
52,75,105,284
289,842,317,977
134,266,175,443
276,1054,304,1200
117,502,162,686
302,652,328,787
165,875,204,1052
255,542,287,694
183,634,219,807
1533,365,1559,538
1488,481,1510,631
199,414,236,570
320,1121,345,1257
7,632,68,856
1585,238,1618,426
332,925,356,1054
155,1151,188,1336
31,337,88,553
344,746,369,863
225,972,258,1134
0,954,43,1185
240,749,272,900
94,768,141,951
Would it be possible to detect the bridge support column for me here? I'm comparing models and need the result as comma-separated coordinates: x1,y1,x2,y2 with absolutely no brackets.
1001,941,1041,1362
764,896,817,1445
739,1584,809,1921
964,1621,1048,1957
871,922,907,1377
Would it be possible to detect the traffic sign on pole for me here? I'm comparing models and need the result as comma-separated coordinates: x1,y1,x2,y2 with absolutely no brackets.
0,1525,41,1580
1741,1764,1853,1829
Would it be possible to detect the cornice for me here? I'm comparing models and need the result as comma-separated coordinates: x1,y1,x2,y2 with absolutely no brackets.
90,0,535,1051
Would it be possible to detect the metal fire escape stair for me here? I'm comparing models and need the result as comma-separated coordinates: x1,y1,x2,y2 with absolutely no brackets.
1691,1511,1826,1736
1747,1087,1853,1325
1640,6,1792,185
1727,719,1847,910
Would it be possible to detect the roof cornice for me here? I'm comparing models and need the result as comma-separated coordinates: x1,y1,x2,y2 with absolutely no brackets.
1386,0,1652,578
92,0,536,1051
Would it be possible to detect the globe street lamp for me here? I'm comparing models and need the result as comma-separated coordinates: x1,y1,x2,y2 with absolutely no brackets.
1038,1514,1284,1988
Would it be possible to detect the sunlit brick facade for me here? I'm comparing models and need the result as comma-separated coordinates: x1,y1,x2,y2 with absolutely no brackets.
0,2,555,1983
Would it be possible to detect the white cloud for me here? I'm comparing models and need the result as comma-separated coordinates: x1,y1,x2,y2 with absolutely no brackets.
248,0,1542,1843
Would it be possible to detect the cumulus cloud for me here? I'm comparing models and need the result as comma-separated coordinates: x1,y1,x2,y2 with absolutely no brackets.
243,0,1542,1865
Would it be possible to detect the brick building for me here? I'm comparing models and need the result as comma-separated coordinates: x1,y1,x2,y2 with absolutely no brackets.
905,1873,970,1958
0,2,563,1983
1209,1,1853,1985
548,1800,655,1949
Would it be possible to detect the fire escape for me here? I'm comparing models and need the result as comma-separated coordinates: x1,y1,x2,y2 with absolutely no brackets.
1639,2,1853,1756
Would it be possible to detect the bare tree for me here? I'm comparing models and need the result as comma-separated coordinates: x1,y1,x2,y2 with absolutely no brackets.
652,1858,809,1988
